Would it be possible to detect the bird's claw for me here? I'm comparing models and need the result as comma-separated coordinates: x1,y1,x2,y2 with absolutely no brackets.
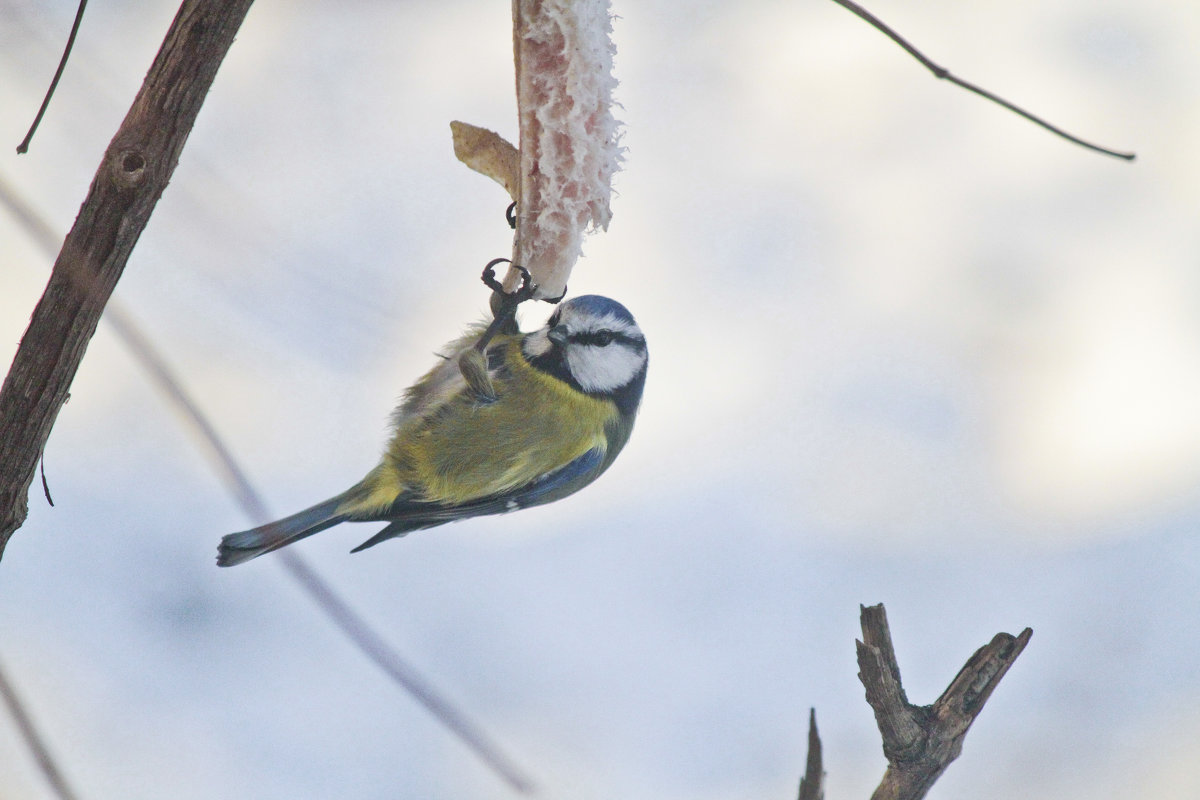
481,258,536,303
467,259,539,389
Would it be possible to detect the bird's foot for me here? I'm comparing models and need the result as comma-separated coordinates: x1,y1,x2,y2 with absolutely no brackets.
457,348,498,404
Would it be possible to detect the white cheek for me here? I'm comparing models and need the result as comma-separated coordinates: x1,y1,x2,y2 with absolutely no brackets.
567,346,645,393
522,329,552,358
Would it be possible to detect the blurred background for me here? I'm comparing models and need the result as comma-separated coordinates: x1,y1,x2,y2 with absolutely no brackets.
2,0,1198,798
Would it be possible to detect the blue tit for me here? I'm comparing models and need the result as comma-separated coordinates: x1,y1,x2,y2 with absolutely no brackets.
217,295,647,566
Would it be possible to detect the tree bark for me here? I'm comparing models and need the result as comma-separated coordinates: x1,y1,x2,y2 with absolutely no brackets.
797,708,825,800
795,605,1031,799
0,0,256,559
857,604,1032,800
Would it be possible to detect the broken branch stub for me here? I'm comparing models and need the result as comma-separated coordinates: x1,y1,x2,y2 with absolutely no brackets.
857,603,1032,800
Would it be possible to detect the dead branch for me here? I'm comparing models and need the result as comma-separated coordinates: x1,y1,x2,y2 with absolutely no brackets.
797,708,825,800
795,605,1030,799
857,604,1032,800
0,0,255,559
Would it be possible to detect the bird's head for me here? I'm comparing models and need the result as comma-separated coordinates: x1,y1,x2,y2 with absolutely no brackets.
523,295,648,410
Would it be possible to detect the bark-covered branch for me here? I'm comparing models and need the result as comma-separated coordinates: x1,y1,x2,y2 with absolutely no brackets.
0,0,255,559
858,603,1031,800
797,708,825,800
796,603,1031,800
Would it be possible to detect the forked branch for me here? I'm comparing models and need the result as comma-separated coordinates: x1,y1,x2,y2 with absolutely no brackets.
796,604,1031,800
859,604,1031,799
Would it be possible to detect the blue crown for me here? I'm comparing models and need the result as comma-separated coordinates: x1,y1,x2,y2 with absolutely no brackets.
564,294,637,324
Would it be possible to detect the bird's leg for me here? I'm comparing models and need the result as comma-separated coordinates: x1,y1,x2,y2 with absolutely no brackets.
458,259,537,403
478,259,536,350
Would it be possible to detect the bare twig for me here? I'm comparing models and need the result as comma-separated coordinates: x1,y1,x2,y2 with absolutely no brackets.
0,0,542,784
278,551,537,794
118,292,538,797
856,604,1032,800
16,0,89,154
797,708,825,800
830,0,1136,161
0,172,539,795
0,0,256,558
104,252,537,796
0,657,81,800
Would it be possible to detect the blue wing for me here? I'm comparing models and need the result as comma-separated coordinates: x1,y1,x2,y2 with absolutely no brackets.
507,445,606,507
349,446,607,553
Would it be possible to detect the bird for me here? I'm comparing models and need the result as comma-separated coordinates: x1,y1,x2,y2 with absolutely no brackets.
217,294,647,566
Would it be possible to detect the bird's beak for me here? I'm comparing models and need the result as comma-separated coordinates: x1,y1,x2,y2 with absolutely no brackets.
548,327,568,347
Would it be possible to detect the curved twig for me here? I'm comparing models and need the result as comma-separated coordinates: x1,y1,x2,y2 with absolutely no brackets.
16,0,89,154
830,0,1136,161
0,175,540,795
0,658,80,800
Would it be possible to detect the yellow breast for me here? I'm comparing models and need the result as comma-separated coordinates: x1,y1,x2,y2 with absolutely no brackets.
382,339,617,505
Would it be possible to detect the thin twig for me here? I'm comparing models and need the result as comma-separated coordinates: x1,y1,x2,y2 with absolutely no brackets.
16,0,89,154
105,296,540,798
0,172,538,796
277,551,537,794
830,0,1136,161
0,657,81,800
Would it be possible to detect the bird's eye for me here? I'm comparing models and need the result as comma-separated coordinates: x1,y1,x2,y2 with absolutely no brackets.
593,330,614,346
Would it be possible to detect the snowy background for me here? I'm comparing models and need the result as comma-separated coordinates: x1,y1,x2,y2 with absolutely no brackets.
2,1,1199,798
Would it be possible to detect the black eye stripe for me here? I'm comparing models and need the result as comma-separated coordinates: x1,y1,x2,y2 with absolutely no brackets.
568,330,640,347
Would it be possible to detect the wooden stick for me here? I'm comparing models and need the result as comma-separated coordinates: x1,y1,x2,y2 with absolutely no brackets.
797,708,826,800
857,604,1032,800
0,0,255,557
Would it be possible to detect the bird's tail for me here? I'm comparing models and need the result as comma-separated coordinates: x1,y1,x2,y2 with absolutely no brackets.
217,493,351,567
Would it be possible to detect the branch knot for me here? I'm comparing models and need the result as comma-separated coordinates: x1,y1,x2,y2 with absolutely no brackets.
110,148,147,190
